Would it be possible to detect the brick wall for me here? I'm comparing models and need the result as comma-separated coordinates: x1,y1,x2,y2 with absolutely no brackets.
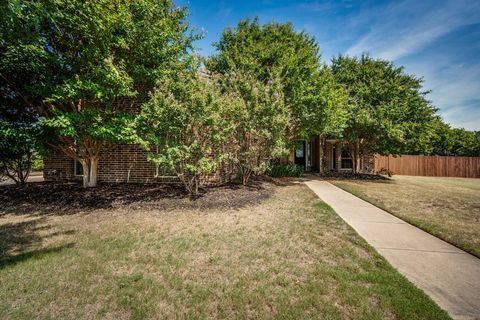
44,145,237,185
43,148,77,181
43,96,237,185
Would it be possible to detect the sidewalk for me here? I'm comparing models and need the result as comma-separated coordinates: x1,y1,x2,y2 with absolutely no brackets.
305,180,480,320
0,172,44,186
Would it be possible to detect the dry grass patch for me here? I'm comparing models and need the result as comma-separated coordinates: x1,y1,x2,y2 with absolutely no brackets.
330,176,480,257
0,182,449,319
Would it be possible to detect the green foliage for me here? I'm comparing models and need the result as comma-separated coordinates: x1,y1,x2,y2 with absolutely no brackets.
216,71,291,184
0,121,40,184
449,129,480,156
3,3,466,189
1,0,198,187
31,157,44,171
40,108,138,147
1,0,197,105
414,118,480,156
331,54,438,171
432,126,480,157
207,18,349,141
426,118,456,155
207,18,349,184
136,71,231,195
264,163,304,177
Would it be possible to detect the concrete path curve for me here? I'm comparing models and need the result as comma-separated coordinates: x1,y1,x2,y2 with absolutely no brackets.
305,180,480,320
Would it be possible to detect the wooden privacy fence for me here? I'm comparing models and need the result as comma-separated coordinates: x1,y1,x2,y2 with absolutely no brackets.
374,155,480,178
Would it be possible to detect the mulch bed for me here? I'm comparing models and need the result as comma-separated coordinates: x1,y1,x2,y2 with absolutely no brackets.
318,172,391,181
0,181,273,215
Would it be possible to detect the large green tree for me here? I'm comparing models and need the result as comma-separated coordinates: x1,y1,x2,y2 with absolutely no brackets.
1,0,197,187
448,128,480,156
331,54,438,172
424,118,480,157
426,118,455,156
207,18,348,142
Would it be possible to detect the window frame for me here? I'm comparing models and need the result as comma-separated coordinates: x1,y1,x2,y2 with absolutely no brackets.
340,147,353,170
74,160,84,176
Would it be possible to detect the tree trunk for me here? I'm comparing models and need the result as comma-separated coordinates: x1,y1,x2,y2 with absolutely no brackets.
19,153,32,184
88,157,99,187
351,143,358,174
80,157,99,188
81,159,90,188
355,156,361,173
240,166,252,186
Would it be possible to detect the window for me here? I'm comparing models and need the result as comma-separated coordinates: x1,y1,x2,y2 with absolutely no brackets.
74,160,84,176
340,147,353,169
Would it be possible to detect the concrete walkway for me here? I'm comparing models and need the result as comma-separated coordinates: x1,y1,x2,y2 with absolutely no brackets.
305,180,480,320
0,172,44,186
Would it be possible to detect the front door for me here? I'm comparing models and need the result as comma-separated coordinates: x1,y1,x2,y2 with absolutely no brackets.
294,141,306,170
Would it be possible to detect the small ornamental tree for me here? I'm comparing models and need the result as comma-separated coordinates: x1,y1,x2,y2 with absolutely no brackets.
218,72,290,185
0,121,40,184
331,54,438,172
1,0,197,187
136,72,233,196
40,109,137,187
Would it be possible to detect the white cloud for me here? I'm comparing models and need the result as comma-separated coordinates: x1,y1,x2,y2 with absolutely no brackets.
404,58,480,130
216,7,232,19
345,0,480,130
346,0,480,60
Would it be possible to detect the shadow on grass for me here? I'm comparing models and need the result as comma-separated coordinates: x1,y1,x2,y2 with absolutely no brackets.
0,180,272,215
0,217,75,269
0,243,74,270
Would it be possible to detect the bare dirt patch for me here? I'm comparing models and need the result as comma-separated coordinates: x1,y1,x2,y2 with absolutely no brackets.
319,172,390,181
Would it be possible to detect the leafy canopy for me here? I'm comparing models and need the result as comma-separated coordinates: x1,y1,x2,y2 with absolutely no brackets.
1,0,198,106
1,0,199,186
207,18,348,140
136,69,234,194
331,54,438,156
218,71,291,184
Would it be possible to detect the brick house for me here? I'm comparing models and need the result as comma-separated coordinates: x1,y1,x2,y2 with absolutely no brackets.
43,97,236,185
44,136,373,184
43,97,372,183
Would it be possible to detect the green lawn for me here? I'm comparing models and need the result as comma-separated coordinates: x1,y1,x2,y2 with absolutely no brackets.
0,183,449,319
331,175,480,258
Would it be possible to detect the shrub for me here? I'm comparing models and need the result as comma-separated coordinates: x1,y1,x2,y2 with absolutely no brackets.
0,121,39,184
265,163,304,177
31,157,44,171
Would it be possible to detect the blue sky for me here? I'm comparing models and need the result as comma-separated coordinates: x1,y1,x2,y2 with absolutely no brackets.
177,0,480,130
